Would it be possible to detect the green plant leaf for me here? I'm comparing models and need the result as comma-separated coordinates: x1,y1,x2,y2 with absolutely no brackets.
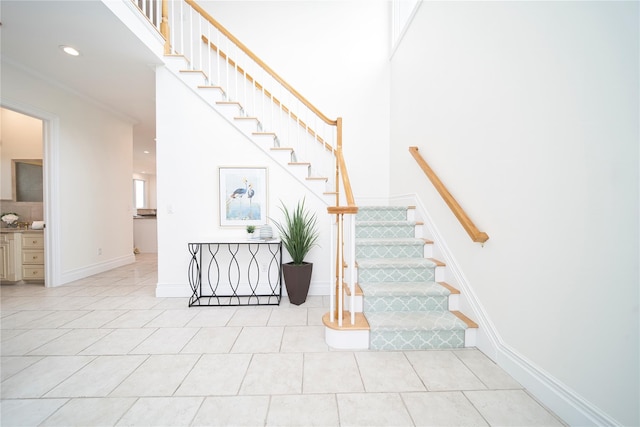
271,198,319,265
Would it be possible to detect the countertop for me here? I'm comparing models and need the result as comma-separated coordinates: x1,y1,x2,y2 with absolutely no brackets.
0,228,43,233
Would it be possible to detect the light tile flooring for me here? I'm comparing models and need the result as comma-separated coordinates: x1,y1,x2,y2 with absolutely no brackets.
1,254,566,426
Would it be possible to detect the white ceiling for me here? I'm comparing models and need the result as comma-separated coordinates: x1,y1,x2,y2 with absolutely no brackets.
1,0,161,174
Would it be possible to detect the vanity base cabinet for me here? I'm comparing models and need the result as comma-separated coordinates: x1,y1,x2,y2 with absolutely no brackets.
0,233,22,282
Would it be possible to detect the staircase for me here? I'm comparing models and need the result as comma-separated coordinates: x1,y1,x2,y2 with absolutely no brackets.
131,0,477,351
163,55,334,202
326,205,477,350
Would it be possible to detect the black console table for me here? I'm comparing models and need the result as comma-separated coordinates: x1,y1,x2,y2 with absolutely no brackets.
188,240,282,306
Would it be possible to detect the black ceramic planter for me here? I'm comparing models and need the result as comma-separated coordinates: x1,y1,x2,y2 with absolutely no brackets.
282,262,313,305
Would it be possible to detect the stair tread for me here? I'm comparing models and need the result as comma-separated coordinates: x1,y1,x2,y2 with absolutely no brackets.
357,220,417,226
357,258,437,269
358,206,407,211
359,281,450,297
356,238,425,246
366,311,467,331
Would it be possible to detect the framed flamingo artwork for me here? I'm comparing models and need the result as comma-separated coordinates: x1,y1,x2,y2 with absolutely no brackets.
219,167,268,226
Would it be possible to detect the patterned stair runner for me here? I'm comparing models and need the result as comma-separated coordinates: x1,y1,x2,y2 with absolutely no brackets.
356,206,468,350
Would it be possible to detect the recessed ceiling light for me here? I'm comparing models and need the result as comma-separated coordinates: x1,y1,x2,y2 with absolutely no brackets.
60,45,80,56
143,150,150,154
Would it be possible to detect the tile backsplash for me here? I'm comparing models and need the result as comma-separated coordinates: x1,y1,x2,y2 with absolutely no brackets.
0,201,44,226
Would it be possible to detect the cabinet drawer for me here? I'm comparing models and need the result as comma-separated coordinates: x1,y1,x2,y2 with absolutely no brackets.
22,234,44,248
22,266,44,280
22,250,44,265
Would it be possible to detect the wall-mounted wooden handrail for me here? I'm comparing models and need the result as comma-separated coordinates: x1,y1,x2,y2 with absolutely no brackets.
409,146,488,244
185,0,336,127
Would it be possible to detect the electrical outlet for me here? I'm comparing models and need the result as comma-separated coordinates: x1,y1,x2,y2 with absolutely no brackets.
97,248,102,255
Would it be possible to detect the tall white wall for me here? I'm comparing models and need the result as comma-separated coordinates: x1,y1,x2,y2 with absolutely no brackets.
155,66,332,296
389,2,638,426
199,0,391,200
1,61,135,283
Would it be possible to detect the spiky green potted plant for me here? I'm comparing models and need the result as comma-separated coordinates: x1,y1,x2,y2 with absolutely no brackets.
272,198,320,305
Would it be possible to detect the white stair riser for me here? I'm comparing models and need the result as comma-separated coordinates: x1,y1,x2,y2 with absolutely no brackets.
179,71,207,87
251,134,277,148
198,87,226,105
448,293,459,311
344,292,364,312
288,164,310,181
164,56,189,73
216,104,243,120
465,327,477,347
234,118,260,134
305,179,328,195
423,244,433,258
270,150,293,164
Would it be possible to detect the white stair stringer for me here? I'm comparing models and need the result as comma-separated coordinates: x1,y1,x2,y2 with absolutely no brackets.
162,55,333,203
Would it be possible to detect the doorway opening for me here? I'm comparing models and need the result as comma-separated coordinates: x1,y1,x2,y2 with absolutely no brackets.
0,107,46,285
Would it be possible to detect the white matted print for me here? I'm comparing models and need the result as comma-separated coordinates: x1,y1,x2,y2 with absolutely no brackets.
219,167,267,226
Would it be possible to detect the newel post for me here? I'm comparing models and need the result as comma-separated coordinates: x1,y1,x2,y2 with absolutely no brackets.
161,0,171,54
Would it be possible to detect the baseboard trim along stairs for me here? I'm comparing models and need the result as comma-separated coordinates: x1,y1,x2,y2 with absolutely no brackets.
324,206,477,350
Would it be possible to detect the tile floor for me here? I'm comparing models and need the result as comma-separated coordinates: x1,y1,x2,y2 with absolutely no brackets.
1,254,566,426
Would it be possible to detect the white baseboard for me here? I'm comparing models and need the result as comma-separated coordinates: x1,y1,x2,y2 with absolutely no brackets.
156,280,329,298
497,344,621,427
59,254,136,285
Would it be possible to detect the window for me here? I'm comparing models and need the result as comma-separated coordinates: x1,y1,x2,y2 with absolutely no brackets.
133,179,146,209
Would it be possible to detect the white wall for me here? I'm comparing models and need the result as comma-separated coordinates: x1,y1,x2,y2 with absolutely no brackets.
199,0,391,200
0,108,43,200
155,66,332,297
1,61,135,284
390,2,638,426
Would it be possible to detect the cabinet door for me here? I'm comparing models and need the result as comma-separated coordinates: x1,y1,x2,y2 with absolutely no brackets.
0,243,7,280
0,234,21,281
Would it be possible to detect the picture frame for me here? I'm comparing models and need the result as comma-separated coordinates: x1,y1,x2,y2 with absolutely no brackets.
219,167,268,226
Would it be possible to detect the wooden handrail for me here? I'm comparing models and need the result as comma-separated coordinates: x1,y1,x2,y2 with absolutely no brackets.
336,149,356,208
185,0,336,127
409,146,489,244
181,1,357,209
